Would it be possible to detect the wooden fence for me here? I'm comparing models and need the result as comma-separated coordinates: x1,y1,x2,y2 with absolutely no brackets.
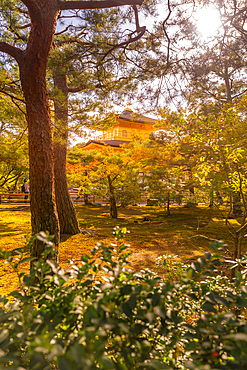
0,189,148,205
0,190,97,204
0,191,29,204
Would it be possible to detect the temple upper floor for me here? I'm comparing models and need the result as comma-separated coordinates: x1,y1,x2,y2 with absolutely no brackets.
93,108,156,142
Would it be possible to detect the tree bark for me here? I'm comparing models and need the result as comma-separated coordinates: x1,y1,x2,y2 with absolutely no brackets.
18,3,60,261
53,71,80,234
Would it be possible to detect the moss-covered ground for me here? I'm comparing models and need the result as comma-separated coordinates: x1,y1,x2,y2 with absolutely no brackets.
0,203,245,295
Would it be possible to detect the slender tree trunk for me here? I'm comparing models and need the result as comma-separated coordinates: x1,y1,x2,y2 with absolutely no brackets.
223,65,233,104
107,175,118,218
216,190,223,204
13,174,22,191
167,191,170,216
84,193,89,205
223,67,241,215
53,71,80,234
209,189,214,207
18,5,60,261
109,194,118,218
83,171,90,205
188,167,194,196
232,192,242,216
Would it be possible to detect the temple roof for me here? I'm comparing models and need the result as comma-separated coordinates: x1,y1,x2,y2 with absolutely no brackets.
117,108,156,125
80,139,130,149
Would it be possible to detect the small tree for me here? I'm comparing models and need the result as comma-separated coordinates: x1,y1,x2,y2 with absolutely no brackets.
67,145,141,218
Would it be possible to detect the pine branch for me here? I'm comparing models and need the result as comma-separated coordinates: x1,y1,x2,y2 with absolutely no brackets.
0,42,24,63
0,89,25,103
68,87,84,93
100,4,146,62
58,0,144,10
17,23,31,30
162,0,172,67
55,24,74,36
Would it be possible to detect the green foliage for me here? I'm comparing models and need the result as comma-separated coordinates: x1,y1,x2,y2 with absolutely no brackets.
0,136,28,189
155,253,189,281
1,231,247,369
0,64,28,190
158,96,247,212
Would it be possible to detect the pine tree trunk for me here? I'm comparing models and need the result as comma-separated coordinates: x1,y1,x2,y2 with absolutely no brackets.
18,4,60,261
20,67,59,258
53,71,80,234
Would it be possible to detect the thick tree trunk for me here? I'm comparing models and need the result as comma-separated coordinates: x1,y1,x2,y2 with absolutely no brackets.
20,69,60,260
18,4,60,261
53,71,80,234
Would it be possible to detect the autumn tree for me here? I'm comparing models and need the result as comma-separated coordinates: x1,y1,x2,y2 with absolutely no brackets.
67,144,141,218
128,135,190,214
157,95,247,263
0,0,147,261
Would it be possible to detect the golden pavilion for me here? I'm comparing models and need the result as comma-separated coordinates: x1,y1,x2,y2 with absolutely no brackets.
80,108,156,150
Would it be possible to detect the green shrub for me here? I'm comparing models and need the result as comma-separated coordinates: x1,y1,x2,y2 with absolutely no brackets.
155,253,189,281
0,230,247,369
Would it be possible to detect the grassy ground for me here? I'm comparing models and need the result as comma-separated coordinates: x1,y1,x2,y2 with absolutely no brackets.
0,203,245,295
